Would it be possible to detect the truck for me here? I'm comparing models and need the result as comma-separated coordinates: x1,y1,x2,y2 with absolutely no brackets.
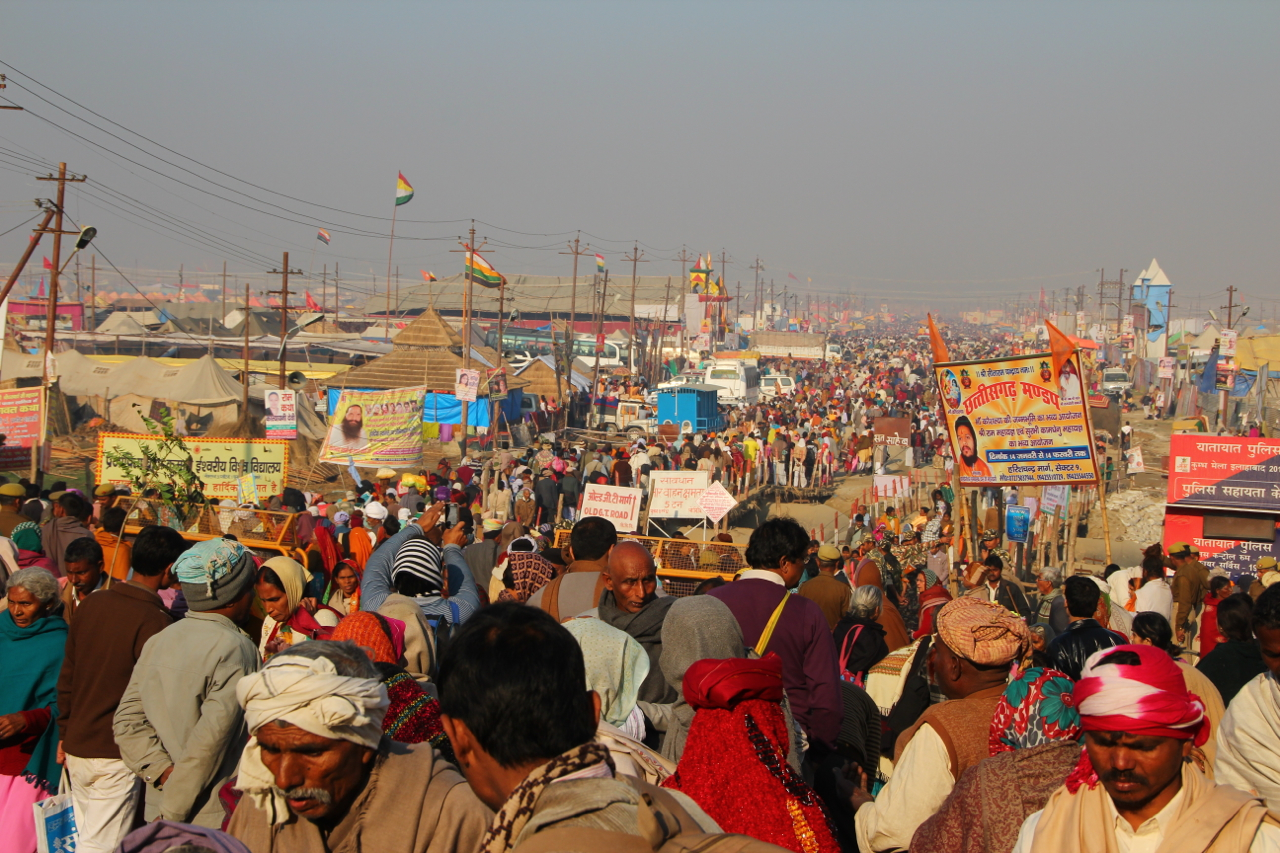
748,331,841,362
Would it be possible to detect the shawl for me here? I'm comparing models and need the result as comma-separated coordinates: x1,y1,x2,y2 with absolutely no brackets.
482,742,614,853
599,590,678,704
563,617,650,729
381,671,450,762
347,515,374,569
1215,671,1280,810
295,511,317,547
117,820,250,853
1030,762,1275,853
657,595,746,762
989,667,1081,754
497,551,558,604
333,611,405,665
312,524,341,577
9,520,41,554
663,655,841,853
0,611,67,790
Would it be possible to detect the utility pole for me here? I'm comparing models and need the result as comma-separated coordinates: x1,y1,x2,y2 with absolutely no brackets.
450,223,488,456
658,275,673,384
560,234,590,371
395,266,400,327
750,257,764,328
321,264,327,318
624,243,647,369
243,281,251,419
220,260,227,324
333,262,340,322
592,270,610,427
267,251,303,389
89,255,96,333
717,250,731,348
673,246,694,357
1222,286,1238,330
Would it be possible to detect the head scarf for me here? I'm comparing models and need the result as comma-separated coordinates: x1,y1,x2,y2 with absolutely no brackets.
173,538,256,611
392,538,445,595
0,607,66,791
1074,644,1209,746
116,821,251,853
563,617,649,730
683,653,785,710
989,667,1082,755
261,556,309,618
364,501,389,522
334,510,351,526
236,651,389,825
935,596,1031,666
10,521,41,553
658,595,746,761
332,611,405,665
311,524,340,577
498,551,558,604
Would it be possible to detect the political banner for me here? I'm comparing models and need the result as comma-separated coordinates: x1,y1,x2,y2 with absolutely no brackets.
485,368,508,401
1221,329,1238,357
1165,508,1280,580
320,386,425,468
1167,435,1280,513
1006,505,1031,543
1126,446,1146,474
872,417,910,447
97,433,288,502
1159,357,1175,379
580,483,644,532
1040,484,1070,520
455,369,480,403
935,351,1099,486
0,388,44,471
647,470,710,519
263,389,297,439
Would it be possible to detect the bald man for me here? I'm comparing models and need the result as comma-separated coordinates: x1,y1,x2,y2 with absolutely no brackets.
598,540,678,703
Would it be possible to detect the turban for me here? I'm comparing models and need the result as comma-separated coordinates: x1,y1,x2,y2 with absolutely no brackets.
334,511,350,526
363,501,389,522
397,507,412,522
392,538,444,594
1074,644,1208,746
172,538,256,611
935,597,1031,667
989,667,1081,754
236,652,389,824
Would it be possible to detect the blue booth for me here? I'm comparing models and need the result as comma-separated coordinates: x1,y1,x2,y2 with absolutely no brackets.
657,385,724,434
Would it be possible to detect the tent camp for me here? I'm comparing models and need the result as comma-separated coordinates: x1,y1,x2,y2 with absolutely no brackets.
95,312,152,336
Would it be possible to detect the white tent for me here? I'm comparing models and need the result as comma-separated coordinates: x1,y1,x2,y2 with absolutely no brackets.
95,312,151,336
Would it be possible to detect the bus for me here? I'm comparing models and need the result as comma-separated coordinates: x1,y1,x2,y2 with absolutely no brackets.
704,360,760,406
485,328,628,368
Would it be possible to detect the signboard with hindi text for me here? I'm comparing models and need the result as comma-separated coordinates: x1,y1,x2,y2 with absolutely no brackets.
320,386,425,468
97,433,288,503
934,351,1099,486
263,389,297,440
697,482,737,525
0,388,44,471
1167,435,1280,513
872,417,910,447
1165,508,1280,581
647,470,710,519
580,484,644,532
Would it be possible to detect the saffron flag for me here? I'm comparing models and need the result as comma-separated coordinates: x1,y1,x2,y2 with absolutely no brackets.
690,255,708,292
595,253,605,273
1044,319,1077,384
42,256,52,271
317,228,331,245
927,314,950,364
465,245,505,289
395,172,414,206
305,291,321,312
421,270,437,282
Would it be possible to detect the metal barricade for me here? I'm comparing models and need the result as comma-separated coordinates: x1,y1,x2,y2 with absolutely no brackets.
118,498,303,560
552,529,745,597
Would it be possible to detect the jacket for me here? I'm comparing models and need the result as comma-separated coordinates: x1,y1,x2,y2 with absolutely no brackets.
113,611,259,825
56,581,173,759
1172,559,1211,630
1197,639,1267,706
966,578,1032,620
44,515,92,576
1047,619,1126,681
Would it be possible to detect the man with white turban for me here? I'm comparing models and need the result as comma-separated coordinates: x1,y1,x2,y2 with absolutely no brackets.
227,640,490,852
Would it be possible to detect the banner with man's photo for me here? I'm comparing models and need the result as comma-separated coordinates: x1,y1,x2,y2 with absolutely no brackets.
934,351,1099,486
320,386,425,468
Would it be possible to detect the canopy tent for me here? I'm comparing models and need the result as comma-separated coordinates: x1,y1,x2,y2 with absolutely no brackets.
95,311,153,336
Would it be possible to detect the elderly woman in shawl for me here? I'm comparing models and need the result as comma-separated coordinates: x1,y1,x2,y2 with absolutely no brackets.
563,617,674,785
662,654,842,853
910,667,1083,853
0,568,67,853
496,537,558,604
255,556,343,660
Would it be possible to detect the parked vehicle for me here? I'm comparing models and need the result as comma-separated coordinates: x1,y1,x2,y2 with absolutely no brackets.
704,360,760,406
1100,368,1132,396
588,397,656,437
760,373,796,399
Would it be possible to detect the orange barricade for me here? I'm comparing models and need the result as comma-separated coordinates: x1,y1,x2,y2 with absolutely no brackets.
552,529,745,597
119,498,304,561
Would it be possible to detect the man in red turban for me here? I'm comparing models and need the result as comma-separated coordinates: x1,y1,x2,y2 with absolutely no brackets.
1012,644,1280,852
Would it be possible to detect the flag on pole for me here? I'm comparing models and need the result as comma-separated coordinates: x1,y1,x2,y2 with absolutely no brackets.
465,245,506,288
421,270,437,282
305,291,321,312
36,277,45,298
788,272,798,281
1045,319,1078,381
595,253,605,273
42,256,52,271
395,172,414,206
927,313,950,364
316,228,331,245
690,255,708,292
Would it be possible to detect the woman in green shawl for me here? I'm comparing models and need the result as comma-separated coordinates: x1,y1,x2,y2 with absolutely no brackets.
0,567,68,853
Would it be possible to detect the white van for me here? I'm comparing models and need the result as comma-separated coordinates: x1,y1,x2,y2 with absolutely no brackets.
760,374,796,399
704,361,760,406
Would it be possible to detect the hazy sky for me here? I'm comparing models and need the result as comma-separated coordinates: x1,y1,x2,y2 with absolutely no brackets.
1,1,1278,313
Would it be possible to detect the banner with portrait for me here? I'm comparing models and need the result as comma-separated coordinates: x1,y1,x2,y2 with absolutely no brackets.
934,351,1099,486
320,386,425,468
263,389,297,439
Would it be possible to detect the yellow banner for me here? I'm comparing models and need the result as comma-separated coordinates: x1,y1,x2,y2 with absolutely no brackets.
935,351,1099,486
320,386,425,468
97,433,288,502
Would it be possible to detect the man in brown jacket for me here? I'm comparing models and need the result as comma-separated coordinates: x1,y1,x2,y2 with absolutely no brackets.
57,525,185,853
1169,541,1210,644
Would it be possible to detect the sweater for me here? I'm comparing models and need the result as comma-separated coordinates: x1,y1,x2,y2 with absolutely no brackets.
56,581,173,759
708,578,843,748
1198,639,1267,706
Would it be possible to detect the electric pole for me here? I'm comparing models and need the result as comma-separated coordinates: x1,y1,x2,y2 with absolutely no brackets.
673,247,694,356
450,224,489,457
221,260,227,324
89,255,96,333
624,242,647,369
35,164,85,383
267,251,303,389
1222,286,1238,329
749,257,764,328
559,233,591,371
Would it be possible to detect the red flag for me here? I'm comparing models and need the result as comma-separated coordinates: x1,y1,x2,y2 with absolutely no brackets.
788,272,798,281
37,277,45,298
42,256,52,271
927,314,950,364
1045,319,1077,381
305,291,321,312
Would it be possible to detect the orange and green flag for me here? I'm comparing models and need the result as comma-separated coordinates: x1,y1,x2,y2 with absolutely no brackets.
395,172,414,206
465,245,506,289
